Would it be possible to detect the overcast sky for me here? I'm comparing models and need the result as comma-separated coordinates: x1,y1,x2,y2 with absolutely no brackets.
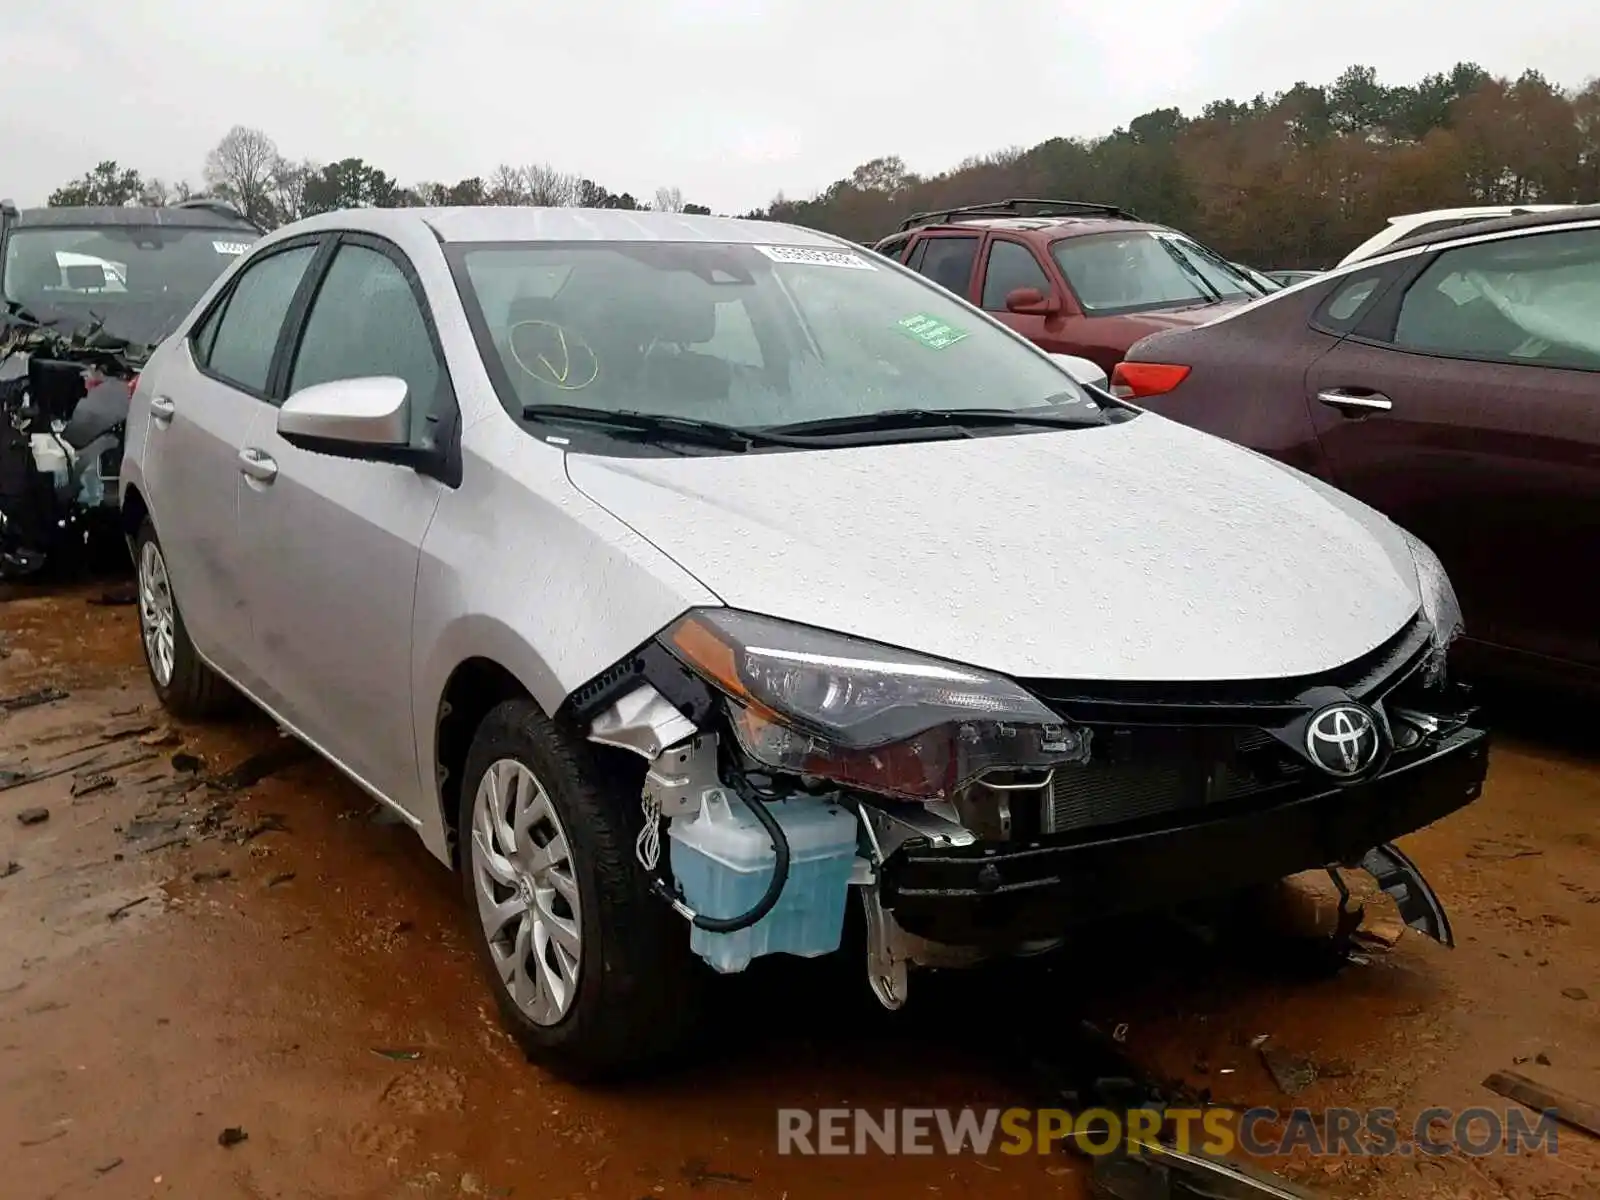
6,0,1597,213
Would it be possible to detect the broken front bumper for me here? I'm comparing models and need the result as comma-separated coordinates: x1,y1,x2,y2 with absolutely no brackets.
880,725,1488,944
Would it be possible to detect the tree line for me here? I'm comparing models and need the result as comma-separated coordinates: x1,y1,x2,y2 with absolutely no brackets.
45,127,713,226
41,63,1600,267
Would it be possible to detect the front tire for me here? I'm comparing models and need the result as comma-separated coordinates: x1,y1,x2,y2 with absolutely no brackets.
134,519,233,719
459,698,702,1080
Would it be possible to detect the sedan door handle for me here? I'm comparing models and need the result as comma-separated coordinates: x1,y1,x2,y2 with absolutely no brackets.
149,394,176,425
238,446,278,484
1317,389,1393,415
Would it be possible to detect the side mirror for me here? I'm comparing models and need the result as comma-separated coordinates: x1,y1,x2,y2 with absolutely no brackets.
278,376,410,449
1005,286,1061,316
1048,353,1109,391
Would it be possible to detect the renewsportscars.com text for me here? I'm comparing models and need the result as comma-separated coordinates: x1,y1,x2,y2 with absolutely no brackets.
776,1106,1561,1158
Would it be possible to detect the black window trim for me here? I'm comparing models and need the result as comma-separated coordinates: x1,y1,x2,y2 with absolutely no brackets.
977,233,1053,312
873,233,913,262
187,233,331,401
1306,256,1417,339
272,229,465,486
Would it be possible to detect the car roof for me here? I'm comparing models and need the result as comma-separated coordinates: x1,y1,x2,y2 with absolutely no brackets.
1386,203,1574,227
13,201,259,231
274,206,842,247
1381,202,1600,256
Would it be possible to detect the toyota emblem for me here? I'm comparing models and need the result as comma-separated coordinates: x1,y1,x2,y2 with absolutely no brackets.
1304,703,1382,777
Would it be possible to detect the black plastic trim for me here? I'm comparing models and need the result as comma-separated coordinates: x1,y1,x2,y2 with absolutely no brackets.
1019,614,1432,727
558,636,718,730
881,725,1488,942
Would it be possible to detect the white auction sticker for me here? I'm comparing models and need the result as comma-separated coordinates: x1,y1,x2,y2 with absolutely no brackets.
754,245,876,270
212,241,251,255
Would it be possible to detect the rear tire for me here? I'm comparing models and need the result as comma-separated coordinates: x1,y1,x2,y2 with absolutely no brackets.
134,519,234,719
458,698,703,1081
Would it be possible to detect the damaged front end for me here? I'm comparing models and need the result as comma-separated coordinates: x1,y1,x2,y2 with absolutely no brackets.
0,317,138,578
571,607,1487,1008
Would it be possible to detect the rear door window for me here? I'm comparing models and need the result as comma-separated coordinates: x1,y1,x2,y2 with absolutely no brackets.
1389,227,1600,371
202,244,318,395
909,236,980,298
1309,261,1410,335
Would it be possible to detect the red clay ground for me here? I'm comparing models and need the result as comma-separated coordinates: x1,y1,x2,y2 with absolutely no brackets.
2,584,1597,1200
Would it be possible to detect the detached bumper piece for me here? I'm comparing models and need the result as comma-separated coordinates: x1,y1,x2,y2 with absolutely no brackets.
882,725,1487,945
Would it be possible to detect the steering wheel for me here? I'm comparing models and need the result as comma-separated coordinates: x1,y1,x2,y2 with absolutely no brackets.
508,319,600,391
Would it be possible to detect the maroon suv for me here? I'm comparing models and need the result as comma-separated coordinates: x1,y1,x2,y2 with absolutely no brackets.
1115,205,1600,692
872,198,1268,375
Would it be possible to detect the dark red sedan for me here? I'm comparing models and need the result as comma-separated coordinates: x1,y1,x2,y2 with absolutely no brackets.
1114,205,1600,691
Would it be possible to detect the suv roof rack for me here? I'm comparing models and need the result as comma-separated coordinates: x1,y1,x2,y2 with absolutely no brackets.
896,197,1140,233
171,196,255,225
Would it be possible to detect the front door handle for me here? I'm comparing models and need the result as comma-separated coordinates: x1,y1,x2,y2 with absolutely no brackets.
149,395,176,425
1317,389,1393,415
238,446,278,484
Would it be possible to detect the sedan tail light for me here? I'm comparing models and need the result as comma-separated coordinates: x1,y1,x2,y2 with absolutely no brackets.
1110,362,1190,400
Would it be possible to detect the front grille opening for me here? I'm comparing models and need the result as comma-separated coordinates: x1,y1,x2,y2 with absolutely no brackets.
1042,726,1306,835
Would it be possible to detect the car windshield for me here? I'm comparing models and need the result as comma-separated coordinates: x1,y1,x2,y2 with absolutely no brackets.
449,239,1102,433
1051,231,1266,316
2,225,257,346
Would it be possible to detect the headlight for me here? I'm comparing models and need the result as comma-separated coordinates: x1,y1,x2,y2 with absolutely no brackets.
1401,529,1462,682
661,608,1088,801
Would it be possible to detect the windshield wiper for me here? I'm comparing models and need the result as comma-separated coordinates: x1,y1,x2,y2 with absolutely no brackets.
1154,238,1224,304
761,402,1107,439
520,403,796,451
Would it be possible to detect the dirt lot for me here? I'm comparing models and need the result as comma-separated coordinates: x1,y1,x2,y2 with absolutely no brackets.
2,584,1598,1200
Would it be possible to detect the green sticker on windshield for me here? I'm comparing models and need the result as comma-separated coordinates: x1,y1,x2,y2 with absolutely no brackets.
895,312,969,350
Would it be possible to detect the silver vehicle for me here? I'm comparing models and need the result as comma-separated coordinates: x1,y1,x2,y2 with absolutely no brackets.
120,207,1489,1080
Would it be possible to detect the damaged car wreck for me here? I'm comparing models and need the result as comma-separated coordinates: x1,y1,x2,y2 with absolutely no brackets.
117,206,1490,1082
0,197,261,576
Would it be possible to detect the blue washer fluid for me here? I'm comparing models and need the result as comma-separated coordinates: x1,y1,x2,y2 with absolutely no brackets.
668,790,859,974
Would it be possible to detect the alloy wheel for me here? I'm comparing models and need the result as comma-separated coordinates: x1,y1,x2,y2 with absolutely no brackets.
470,758,583,1025
137,540,176,688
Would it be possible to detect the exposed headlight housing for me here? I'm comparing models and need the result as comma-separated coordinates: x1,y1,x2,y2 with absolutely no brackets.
1401,529,1463,684
660,608,1089,801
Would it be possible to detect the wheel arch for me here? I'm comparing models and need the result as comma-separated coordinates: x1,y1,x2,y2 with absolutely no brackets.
432,654,538,869
121,483,150,542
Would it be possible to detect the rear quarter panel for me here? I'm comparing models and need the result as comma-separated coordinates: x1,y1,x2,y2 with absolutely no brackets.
1123,290,1338,478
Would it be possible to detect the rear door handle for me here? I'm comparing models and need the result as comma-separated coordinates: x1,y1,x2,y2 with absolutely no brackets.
238,446,278,484
1317,389,1393,415
149,394,176,425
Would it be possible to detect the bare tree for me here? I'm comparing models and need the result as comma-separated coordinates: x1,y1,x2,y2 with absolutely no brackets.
653,185,685,213
268,158,315,225
522,163,580,206
411,181,449,206
486,164,527,205
204,126,284,227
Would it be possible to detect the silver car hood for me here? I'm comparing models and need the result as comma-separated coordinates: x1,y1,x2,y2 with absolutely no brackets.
566,413,1423,683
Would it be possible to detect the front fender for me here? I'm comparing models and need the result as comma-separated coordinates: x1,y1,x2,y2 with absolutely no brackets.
406,419,720,860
